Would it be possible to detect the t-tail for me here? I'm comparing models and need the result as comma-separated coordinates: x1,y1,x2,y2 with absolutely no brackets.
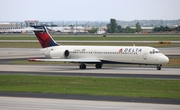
32,26,59,48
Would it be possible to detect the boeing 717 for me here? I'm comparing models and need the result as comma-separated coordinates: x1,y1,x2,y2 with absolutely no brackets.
28,26,169,70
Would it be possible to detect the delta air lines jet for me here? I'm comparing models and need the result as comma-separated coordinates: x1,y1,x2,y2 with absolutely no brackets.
28,26,169,70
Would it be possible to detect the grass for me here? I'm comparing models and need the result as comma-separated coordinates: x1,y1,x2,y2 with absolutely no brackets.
0,75,179,99
0,34,180,41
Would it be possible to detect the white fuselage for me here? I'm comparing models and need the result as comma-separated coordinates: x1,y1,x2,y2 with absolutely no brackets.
42,45,169,65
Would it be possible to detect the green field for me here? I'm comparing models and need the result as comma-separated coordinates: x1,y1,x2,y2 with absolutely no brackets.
0,75,179,99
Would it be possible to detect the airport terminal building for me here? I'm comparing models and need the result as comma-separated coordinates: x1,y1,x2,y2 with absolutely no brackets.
0,20,92,33
0,20,54,33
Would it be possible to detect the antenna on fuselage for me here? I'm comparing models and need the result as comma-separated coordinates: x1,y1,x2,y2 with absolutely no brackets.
133,44,135,47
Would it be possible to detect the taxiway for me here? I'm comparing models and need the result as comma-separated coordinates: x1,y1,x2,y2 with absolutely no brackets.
0,65,180,80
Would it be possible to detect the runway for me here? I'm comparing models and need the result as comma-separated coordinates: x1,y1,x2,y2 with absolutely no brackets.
0,96,180,110
0,48,43,59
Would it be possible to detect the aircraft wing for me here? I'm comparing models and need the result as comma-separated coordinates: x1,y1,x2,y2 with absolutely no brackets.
28,58,101,63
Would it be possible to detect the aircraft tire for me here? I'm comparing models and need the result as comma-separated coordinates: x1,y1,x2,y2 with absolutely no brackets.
79,63,86,69
95,63,102,69
156,65,161,70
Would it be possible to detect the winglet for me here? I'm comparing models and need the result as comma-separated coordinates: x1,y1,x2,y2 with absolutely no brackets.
32,26,59,48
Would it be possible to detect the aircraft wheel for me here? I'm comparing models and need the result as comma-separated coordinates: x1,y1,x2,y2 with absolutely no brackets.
156,65,161,70
79,63,86,69
95,63,102,69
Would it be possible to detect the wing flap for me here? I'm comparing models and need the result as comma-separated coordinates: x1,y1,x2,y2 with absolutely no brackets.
28,58,101,63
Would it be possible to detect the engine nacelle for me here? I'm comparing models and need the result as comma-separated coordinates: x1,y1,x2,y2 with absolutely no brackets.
44,49,70,59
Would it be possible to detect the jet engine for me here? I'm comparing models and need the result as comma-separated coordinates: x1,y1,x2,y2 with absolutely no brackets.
44,49,70,59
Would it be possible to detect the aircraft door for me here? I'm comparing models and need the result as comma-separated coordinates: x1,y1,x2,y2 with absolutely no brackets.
143,53,147,60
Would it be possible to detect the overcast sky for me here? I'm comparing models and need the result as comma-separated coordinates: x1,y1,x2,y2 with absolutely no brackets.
0,0,180,21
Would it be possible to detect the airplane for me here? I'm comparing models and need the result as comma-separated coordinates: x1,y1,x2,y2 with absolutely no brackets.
28,26,169,70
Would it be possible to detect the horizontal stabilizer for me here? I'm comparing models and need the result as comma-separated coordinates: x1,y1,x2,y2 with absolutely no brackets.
9,27,44,32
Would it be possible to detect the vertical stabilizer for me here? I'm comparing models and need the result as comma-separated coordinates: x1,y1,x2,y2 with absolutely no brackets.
32,26,59,48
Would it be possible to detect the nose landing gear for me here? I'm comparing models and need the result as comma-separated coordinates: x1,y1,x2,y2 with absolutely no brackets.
156,64,162,70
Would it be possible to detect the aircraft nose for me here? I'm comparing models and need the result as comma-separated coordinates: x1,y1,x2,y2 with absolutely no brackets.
163,55,169,64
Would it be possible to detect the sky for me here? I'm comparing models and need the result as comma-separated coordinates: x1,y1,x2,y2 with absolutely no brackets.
0,0,180,21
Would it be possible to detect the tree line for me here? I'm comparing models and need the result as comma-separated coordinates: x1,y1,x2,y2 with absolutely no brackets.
106,18,142,33
106,18,180,33
82,18,180,33
153,26,180,32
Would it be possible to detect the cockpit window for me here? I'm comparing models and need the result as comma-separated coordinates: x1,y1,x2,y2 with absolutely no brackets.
155,51,160,53
150,49,160,54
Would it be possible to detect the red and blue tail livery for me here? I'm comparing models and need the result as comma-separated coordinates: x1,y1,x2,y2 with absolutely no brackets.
32,26,59,48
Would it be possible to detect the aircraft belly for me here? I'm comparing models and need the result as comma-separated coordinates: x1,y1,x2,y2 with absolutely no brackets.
100,54,142,64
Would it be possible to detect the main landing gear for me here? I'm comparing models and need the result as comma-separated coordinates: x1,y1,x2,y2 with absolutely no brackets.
79,63,103,69
79,63,86,69
156,64,162,70
95,63,102,69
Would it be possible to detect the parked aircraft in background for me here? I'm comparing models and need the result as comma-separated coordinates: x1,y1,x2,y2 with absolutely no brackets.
28,26,169,70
